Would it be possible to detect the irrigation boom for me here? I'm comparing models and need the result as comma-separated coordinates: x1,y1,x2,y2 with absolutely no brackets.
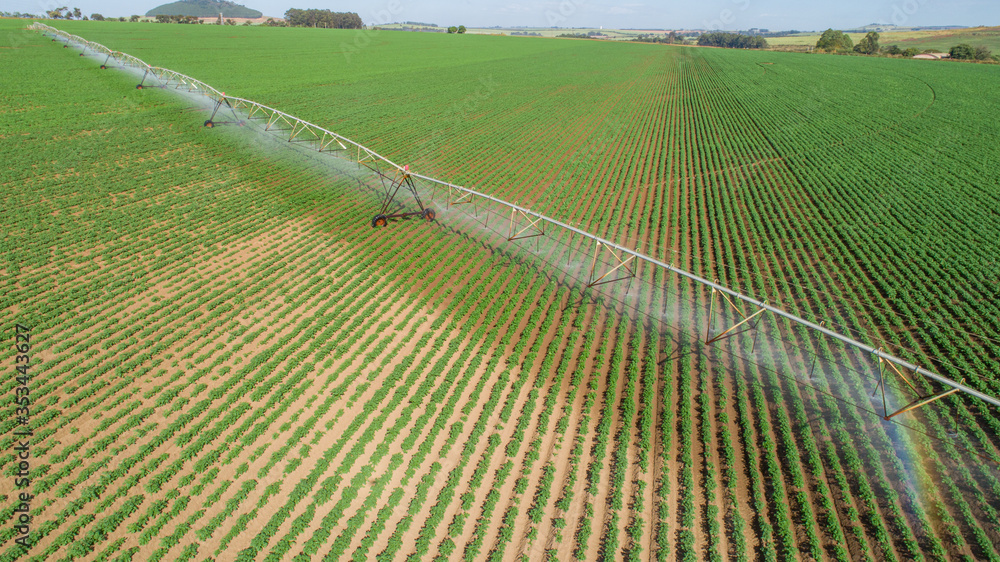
32,22,1000,420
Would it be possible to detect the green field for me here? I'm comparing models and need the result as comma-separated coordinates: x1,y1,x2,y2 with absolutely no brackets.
3,18,1000,560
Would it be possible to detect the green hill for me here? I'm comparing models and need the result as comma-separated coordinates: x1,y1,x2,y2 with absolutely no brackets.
145,0,262,18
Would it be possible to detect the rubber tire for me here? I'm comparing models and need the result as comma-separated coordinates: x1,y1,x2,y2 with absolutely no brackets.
100,65,107,70
371,215,388,228
136,84,143,90
204,120,214,128
423,208,436,221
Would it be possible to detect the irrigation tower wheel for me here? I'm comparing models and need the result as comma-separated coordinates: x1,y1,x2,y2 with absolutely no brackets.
423,208,436,222
136,84,143,90
204,120,214,128
100,65,106,69
372,215,388,228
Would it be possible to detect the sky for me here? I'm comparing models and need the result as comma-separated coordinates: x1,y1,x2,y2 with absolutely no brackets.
5,0,998,30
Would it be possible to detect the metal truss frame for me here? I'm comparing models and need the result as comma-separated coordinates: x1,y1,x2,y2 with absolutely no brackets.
33,22,1000,419
588,241,635,289
445,184,475,210
871,350,965,420
508,208,545,242
705,287,767,347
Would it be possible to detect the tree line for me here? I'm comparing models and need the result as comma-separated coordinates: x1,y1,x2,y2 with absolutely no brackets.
633,31,687,45
282,9,362,29
44,7,82,19
38,6,123,21
697,32,768,49
154,15,201,24
557,31,606,39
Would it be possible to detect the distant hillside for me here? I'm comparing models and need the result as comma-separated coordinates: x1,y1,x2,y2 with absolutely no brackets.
884,26,1000,53
769,26,1000,52
145,0,262,18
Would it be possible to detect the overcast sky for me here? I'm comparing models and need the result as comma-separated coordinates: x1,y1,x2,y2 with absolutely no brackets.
6,0,997,30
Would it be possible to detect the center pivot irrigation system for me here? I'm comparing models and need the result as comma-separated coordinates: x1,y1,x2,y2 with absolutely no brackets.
33,23,1000,426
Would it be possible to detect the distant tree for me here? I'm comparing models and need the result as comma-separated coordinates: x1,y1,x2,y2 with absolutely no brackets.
458,25,466,34
884,45,901,55
974,45,992,60
130,14,139,22
91,13,105,20
47,7,68,18
697,32,767,49
119,16,127,21
447,26,458,33
283,9,362,29
816,28,853,52
949,43,975,60
225,18,236,25
72,7,81,19
853,31,879,54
